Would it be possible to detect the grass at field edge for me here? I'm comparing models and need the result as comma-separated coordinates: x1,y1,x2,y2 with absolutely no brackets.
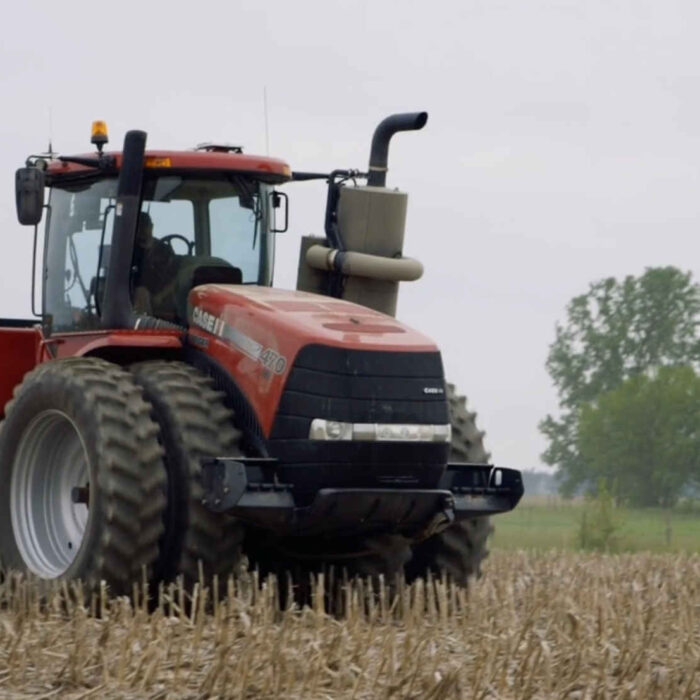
492,498,700,552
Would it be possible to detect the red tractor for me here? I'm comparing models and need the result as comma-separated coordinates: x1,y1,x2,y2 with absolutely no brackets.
0,114,522,594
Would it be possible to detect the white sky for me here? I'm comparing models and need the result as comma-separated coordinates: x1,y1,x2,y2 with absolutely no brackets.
2,0,700,472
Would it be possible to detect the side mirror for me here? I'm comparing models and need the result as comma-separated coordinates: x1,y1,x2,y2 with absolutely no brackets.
15,167,45,226
270,190,288,233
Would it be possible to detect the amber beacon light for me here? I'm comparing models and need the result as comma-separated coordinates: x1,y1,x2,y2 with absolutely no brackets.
90,121,109,152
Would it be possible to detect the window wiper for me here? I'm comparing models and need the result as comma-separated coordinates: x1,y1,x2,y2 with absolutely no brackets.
252,195,263,249
68,233,92,313
231,174,263,249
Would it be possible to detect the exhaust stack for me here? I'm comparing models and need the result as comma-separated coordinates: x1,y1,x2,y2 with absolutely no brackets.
338,111,428,316
367,112,428,187
298,111,429,317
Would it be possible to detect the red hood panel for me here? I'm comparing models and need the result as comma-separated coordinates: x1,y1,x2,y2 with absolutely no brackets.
187,285,439,435
192,285,437,350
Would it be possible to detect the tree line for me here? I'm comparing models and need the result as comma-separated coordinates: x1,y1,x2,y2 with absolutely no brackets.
540,266,700,507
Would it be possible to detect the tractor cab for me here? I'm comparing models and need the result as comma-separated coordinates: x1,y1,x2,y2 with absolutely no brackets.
17,123,290,334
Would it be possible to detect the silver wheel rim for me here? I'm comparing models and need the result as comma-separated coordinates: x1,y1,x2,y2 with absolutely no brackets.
10,410,91,578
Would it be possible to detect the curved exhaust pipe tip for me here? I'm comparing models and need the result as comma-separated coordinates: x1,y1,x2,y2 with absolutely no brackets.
367,112,428,187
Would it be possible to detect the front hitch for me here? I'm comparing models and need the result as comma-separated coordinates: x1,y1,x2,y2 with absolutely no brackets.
201,458,524,539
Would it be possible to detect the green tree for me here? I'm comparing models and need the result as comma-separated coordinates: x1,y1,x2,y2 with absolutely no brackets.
540,267,700,498
577,367,700,507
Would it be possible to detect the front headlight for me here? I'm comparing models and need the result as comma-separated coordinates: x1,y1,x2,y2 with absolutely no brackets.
309,419,451,443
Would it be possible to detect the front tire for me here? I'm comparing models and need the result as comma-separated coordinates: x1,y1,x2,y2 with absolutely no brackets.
405,383,494,585
0,358,166,594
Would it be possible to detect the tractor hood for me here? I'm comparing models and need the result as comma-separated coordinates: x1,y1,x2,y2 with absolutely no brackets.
187,285,440,435
189,285,438,351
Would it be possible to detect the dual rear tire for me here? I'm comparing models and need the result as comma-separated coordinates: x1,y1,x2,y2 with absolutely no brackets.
0,358,243,593
129,361,245,587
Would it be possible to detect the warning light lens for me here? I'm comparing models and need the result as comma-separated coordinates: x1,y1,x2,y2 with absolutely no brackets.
282,165,292,178
91,120,108,145
145,156,172,168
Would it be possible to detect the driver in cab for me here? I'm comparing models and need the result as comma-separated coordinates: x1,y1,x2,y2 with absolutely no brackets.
132,212,181,320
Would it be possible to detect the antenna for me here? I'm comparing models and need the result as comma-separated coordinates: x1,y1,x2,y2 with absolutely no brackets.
263,86,270,156
47,106,54,156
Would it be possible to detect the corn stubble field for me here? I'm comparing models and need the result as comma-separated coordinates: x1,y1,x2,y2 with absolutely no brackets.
0,551,698,699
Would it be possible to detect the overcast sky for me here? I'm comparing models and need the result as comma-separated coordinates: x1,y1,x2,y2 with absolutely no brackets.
2,0,700,472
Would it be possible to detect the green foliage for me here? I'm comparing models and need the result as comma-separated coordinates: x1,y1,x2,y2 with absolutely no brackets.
576,479,624,552
577,366,700,507
540,267,700,503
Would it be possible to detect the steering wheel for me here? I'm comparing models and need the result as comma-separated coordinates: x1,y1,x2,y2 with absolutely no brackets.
160,234,195,255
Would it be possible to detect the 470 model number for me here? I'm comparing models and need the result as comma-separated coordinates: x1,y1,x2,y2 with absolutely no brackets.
260,347,287,375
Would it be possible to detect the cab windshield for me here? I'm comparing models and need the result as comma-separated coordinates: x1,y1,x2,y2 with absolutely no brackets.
44,173,274,331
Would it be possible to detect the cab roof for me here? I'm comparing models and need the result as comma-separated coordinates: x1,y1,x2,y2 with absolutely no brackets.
46,149,292,184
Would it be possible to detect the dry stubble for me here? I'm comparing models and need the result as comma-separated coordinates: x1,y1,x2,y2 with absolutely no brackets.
0,550,698,699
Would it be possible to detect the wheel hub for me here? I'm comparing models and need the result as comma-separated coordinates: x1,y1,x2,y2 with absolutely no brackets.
10,410,91,578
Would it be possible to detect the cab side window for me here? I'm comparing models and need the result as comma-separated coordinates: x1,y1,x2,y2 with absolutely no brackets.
44,178,117,332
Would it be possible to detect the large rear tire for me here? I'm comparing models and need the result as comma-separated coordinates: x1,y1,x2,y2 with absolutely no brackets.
0,358,166,594
405,383,494,585
130,361,245,588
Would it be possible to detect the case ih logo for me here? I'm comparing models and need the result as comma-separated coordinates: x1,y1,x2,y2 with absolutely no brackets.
423,387,445,395
191,306,288,375
191,307,223,335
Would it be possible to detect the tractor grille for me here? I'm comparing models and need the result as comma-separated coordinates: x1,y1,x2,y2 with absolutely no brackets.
268,344,450,495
